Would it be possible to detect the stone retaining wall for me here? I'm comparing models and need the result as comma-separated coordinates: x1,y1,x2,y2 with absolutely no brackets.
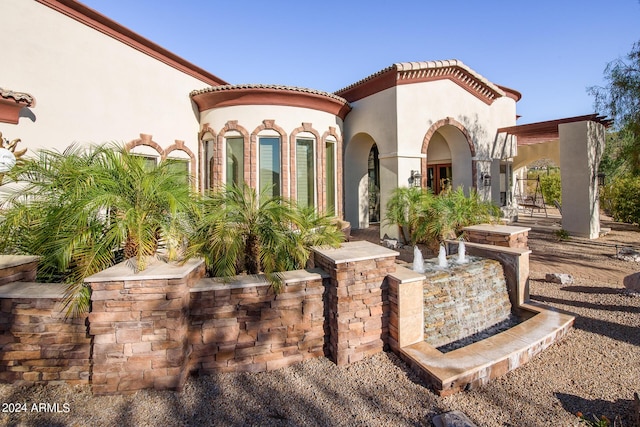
189,270,329,374
0,256,38,286
463,224,530,249
0,282,90,386
86,258,205,395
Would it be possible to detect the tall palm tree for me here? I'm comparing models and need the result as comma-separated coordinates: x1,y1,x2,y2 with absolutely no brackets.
0,143,196,316
189,183,343,292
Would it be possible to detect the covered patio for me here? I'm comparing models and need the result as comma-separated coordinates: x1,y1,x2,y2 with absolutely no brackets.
499,114,612,238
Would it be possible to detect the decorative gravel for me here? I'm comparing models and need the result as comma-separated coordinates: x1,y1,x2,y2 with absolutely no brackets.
0,221,638,426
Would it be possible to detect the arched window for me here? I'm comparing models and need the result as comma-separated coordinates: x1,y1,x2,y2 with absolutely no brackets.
296,138,315,208
325,139,337,215
259,136,281,198
225,135,244,186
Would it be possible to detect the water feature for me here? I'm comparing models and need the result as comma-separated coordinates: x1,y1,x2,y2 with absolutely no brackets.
437,244,448,268
456,240,467,264
412,246,425,273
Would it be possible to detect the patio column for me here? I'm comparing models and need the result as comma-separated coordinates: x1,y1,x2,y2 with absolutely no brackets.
558,120,606,239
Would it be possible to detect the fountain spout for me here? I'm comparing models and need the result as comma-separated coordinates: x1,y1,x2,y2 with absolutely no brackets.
457,240,467,264
438,244,448,268
412,246,425,273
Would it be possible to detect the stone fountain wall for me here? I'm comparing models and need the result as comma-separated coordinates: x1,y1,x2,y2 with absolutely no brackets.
422,258,511,348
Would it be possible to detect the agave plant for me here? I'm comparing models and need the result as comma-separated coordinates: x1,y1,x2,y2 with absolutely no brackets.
0,143,196,316
189,183,343,292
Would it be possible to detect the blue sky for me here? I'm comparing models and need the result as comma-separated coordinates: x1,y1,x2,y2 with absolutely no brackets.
81,0,640,124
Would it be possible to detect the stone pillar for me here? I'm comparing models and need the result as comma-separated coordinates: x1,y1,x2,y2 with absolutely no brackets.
559,120,606,239
311,241,398,366
463,224,530,249
86,258,204,395
387,266,425,351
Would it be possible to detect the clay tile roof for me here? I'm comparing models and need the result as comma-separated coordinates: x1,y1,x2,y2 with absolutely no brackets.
335,59,507,104
0,87,35,107
190,84,349,104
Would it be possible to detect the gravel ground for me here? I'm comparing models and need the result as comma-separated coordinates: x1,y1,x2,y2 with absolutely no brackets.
0,217,638,426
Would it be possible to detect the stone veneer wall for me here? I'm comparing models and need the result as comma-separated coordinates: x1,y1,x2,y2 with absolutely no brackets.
463,224,530,249
0,241,400,394
422,258,511,348
311,242,398,366
0,282,91,386
86,258,205,395
0,256,39,286
188,269,329,374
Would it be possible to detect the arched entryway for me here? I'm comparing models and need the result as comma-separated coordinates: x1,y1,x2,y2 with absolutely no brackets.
422,118,475,194
344,133,379,229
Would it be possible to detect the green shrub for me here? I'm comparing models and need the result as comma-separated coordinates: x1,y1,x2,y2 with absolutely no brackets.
540,174,562,204
601,175,640,225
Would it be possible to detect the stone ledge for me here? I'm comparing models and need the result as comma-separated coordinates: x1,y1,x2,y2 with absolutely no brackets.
312,241,398,264
0,282,66,299
387,265,426,284
0,255,40,269
446,240,531,256
85,258,204,283
463,224,531,236
398,302,574,396
191,268,329,293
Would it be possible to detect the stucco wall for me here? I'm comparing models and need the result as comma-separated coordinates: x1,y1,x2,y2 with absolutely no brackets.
199,104,344,215
0,0,215,158
342,78,516,236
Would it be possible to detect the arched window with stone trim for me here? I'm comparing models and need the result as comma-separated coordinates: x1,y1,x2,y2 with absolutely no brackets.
224,131,244,187
258,133,281,199
295,134,316,209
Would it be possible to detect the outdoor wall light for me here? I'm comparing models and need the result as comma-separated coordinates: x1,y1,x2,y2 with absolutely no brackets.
408,170,422,187
481,172,491,187
597,172,606,186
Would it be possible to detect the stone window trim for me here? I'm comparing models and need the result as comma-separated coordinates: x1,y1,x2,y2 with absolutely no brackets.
321,127,343,217
420,117,477,190
216,121,250,189
289,123,321,208
125,134,196,187
198,124,216,192
251,120,288,195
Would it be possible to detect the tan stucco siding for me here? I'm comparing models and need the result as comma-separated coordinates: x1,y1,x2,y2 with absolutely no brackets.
0,0,211,157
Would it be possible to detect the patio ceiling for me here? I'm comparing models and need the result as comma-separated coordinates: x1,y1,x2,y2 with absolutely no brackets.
498,114,613,146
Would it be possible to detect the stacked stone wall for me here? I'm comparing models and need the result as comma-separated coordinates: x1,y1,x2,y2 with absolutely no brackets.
0,256,38,286
0,295,90,386
189,271,328,374
423,258,511,347
87,260,205,395
464,227,528,249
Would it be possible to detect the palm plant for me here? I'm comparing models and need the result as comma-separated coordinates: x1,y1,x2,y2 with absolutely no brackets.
0,144,196,316
384,186,433,245
189,183,343,292
415,187,499,250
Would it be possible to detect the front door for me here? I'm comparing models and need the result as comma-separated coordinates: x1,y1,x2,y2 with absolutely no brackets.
426,163,452,194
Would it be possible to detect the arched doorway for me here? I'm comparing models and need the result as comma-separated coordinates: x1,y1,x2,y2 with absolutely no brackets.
422,120,475,194
344,133,378,229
